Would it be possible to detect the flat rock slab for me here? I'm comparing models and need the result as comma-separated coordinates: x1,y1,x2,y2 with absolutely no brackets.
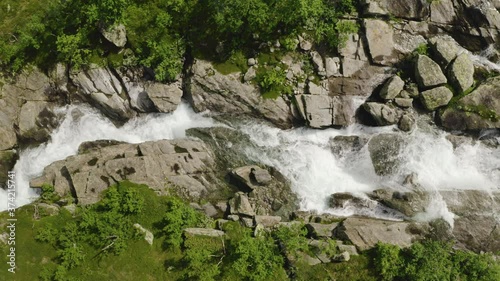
184,228,225,237
336,217,416,251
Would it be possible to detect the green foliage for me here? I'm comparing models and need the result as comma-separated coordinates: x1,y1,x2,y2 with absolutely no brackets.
232,235,286,281
161,196,204,249
374,240,500,281
40,183,61,203
183,235,224,281
273,223,308,255
256,67,293,99
413,43,429,56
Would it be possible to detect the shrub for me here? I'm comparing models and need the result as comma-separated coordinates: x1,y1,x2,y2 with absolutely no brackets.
161,196,204,248
257,67,292,99
374,242,402,281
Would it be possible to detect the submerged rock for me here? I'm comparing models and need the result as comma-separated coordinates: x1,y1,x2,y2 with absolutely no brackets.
368,133,404,176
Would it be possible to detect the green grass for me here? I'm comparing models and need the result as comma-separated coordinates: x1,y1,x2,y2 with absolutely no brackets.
213,51,248,75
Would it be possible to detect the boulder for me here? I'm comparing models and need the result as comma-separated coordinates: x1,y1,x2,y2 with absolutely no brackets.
71,66,136,122
247,58,256,66
311,51,325,73
329,135,369,156
368,133,404,175
144,82,183,113
184,228,225,237
440,76,500,130
420,86,453,111
337,244,359,256
299,95,355,128
325,57,341,78
100,24,127,48
394,98,413,108
415,55,447,89
430,0,457,24
328,193,376,209
307,81,329,95
18,101,58,142
370,188,430,217
429,36,460,68
306,223,338,238
380,75,405,100
30,139,218,205
231,165,272,190
228,192,255,217
133,223,154,245
364,19,399,65
363,102,398,126
448,53,474,93
186,60,293,129
335,217,419,250
254,216,282,228
298,35,313,51
398,114,415,132
243,66,257,82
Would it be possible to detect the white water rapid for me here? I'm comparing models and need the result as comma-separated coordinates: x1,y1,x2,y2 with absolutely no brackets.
0,102,214,211
1,102,499,226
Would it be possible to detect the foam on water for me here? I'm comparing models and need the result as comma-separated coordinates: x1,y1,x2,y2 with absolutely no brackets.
0,103,214,211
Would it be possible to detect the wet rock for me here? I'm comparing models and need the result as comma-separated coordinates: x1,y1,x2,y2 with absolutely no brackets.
100,24,127,48
448,53,474,93
18,101,58,142
363,102,398,126
440,76,500,130
329,135,369,156
370,188,429,217
0,150,17,189
415,55,447,89
368,133,404,176
420,86,453,111
335,217,419,250
380,75,405,100
398,114,415,132
231,165,271,190
329,193,376,209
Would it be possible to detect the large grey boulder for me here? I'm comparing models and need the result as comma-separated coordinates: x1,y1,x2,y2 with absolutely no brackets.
0,113,17,150
363,102,398,126
306,223,338,238
329,135,369,156
184,228,225,237
325,57,341,78
415,55,447,89
100,24,127,48
311,51,325,73
368,133,404,176
228,192,255,217
30,139,218,205
440,76,500,130
298,95,355,128
71,66,136,122
186,60,293,129
335,217,420,250
18,101,58,142
420,86,453,111
429,37,460,67
231,165,272,190
144,82,183,112
448,53,474,93
379,75,405,100
430,0,457,24
364,19,399,65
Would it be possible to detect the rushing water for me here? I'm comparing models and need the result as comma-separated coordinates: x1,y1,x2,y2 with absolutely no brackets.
1,101,499,226
0,103,214,211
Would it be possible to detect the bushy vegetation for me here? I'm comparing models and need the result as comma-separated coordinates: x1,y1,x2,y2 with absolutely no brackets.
374,241,500,281
0,0,359,81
